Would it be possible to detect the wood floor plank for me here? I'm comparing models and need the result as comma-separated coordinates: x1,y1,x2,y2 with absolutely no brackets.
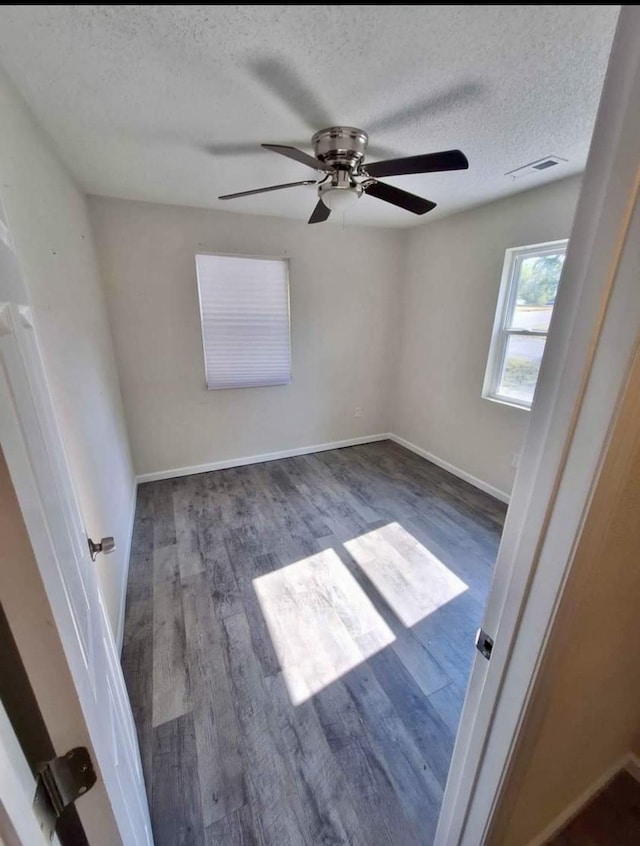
264,462,332,540
222,611,312,846
313,451,383,524
131,483,155,556
126,550,153,603
311,668,368,754
289,460,366,542
413,592,483,690
306,661,414,846
407,514,493,600
332,738,419,846
152,572,190,727
342,660,443,842
123,441,504,846
299,599,440,842
204,805,264,846
225,549,282,678
152,712,204,846
152,478,177,548
127,488,155,601
173,476,205,580
343,520,469,628
264,671,367,846
362,637,455,788
183,573,246,825
194,480,243,619
303,453,377,529
121,596,154,793
427,682,466,737
153,543,179,583
321,540,451,697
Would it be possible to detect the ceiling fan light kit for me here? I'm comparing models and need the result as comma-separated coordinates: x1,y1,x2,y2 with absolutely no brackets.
318,170,363,213
219,125,468,224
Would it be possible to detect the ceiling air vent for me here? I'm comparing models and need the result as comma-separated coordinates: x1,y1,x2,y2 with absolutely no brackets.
505,156,567,180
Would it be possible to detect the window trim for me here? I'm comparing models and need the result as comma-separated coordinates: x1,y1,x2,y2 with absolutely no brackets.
195,251,292,390
482,239,568,411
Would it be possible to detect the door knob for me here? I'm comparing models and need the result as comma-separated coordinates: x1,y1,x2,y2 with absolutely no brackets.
88,536,116,561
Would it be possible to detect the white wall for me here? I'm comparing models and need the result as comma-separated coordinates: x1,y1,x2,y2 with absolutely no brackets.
393,175,582,497
0,65,134,642
88,197,403,477
88,181,581,496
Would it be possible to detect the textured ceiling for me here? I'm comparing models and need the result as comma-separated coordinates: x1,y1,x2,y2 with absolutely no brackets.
0,5,619,227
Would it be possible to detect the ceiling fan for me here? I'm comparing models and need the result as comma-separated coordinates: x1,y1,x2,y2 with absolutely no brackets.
218,126,469,223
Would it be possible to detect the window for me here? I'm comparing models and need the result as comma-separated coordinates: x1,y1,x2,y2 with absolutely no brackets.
196,253,291,389
483,240,567,409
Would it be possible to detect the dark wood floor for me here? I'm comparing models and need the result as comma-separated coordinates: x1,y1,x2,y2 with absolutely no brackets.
547,770,640,845
121,440,505,846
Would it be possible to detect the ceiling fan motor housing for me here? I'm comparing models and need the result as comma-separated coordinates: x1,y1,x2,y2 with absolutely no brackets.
312,126,368,172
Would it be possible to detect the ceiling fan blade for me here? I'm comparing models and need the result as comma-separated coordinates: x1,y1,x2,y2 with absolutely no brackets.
262,143,333,172
218,180,315,200
364,149,469,178
201,140,309,157
364,180,436,215
308,199,331,224
367,82,482,134
249,58,334,131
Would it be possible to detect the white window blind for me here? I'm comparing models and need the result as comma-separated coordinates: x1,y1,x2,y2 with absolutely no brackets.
196,253,291,390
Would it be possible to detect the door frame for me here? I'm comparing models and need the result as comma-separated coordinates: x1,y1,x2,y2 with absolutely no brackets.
436,7,640,844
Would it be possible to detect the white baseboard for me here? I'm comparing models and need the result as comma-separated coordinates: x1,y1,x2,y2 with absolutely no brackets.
388,433,510,504
626,752,640,781
526,754,637,846
115,481,138,654
135,432,512,506
135,434,391,484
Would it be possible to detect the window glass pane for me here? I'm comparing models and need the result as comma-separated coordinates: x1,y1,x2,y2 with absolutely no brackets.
498,334,546,405
509,252,564,331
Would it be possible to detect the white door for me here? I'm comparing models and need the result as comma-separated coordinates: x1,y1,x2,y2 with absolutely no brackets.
0,299,153,846
0,699,59,846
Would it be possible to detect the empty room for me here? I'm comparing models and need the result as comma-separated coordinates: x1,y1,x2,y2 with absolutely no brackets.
2,6,640,846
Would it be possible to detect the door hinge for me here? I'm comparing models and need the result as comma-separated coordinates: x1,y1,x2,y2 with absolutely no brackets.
33,747,96,841
475,628,494,661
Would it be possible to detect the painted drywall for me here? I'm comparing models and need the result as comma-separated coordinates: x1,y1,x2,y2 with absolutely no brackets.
0,65,134,639
488,350,640,845
0,449,122,846
392,175,582,496
88,196,403,477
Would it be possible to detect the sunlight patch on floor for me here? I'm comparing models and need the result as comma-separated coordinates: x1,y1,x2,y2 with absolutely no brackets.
253,548,395,705
344,521,468,627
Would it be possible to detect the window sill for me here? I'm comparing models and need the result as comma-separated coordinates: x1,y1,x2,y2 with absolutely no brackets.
482,393,532,412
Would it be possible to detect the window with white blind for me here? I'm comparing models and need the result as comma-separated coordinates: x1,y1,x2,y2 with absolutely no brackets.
195,253,291,390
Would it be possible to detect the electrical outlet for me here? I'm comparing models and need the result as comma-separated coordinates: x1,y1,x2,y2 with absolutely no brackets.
511,451,521,468
354,406,362,418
